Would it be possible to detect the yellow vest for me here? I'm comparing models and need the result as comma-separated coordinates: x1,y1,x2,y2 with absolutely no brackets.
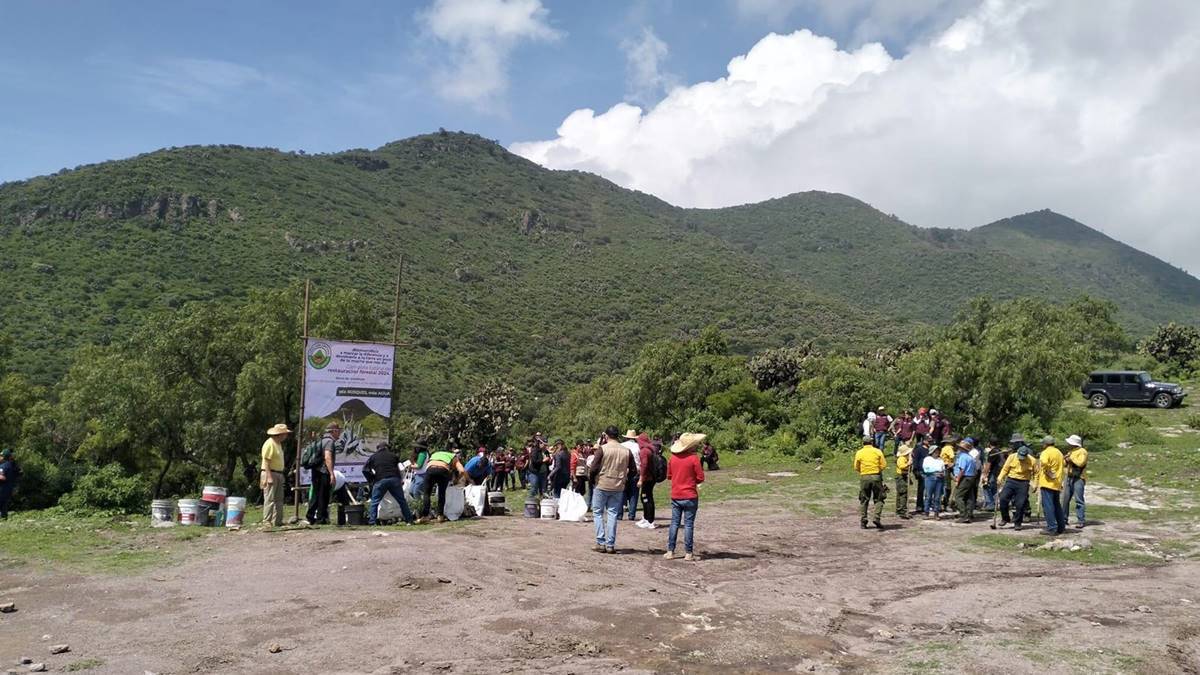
1038,446,1065,491
896,453,912,476
999,454,1034,482
853,445,886,476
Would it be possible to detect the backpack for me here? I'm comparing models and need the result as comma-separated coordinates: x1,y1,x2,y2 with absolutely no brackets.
301,438,325,470
651,452,667,483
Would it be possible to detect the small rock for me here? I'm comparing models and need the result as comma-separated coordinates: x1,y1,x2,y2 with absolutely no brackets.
341,566,348,571
0,603,15,613
28,665,46,673
352,611,368,618
48,645,69,655
268,644,282,654
876,629,895,640
1069,546,1082,552
1181,599,1193,604
1076,538,1093,550
437,577,452,584
1135,606,1153,614
40,636,50,641
373,531,388,537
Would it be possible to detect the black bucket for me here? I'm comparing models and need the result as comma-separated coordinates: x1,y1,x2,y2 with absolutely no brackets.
199,499,221,527
339,504,365,526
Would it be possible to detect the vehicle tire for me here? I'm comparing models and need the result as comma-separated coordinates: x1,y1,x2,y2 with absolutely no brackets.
1089,393,1109,409
1154,393,1173,409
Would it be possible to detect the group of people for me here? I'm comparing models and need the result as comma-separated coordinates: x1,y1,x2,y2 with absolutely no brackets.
257,421,713,560
855,406,1089,536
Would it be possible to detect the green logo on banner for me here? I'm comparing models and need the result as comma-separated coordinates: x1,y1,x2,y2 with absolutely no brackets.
307,341,332,370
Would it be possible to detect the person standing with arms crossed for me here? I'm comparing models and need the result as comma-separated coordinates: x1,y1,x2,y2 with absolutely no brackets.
260,423,290,527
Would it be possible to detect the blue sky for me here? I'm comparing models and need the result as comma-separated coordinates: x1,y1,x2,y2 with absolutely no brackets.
0,0,897,183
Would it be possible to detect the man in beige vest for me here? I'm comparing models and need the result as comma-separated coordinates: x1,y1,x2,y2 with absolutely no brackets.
589,425,632,554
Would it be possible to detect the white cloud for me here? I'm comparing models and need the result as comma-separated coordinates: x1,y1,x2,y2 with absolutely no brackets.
125,58,266,113
420,0,561,106
512,0,1200,274
734,0,982,48
621,27,676,104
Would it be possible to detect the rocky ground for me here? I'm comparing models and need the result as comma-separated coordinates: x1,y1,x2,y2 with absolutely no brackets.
2,492,1199,675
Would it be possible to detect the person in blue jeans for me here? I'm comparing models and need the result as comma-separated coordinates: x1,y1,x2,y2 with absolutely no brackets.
589,426,633,553
921,451,945,518
664,433,706,561
361,443,414,525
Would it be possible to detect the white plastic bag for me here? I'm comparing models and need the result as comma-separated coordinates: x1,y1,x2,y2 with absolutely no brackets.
464,484,488,517
557,488,590,522
444,486,466,521
377,492,405,522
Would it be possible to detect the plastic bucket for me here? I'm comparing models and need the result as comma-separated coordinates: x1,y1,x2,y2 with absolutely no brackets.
225,497,247,528
342,504,365,526
540,498,558,520
201,485,227,504
151,499,174,524
488,491,506,505
178,499,203,526
524,498,540,518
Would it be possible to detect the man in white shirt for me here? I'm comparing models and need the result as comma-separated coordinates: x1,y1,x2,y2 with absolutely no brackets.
621,430,641,522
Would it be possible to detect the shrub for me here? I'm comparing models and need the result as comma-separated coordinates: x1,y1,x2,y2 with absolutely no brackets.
1117,411,1150,428
1122,426,1162,447
710,415,767,455
1186,414,1200,431
58,463,147,514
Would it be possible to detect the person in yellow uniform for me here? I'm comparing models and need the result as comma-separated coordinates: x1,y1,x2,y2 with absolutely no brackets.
894,443,913,520
1037,436,1065,535
939,438,957,512
853,434,887,529
994,434,1035,530
1062,434,1088,529
261,423,290,527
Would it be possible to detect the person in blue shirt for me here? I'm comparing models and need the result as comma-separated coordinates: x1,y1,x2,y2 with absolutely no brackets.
951,440,981,523
463,449,492,486
0,448,20,520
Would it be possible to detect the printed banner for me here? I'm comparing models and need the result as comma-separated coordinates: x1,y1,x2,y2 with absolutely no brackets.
299,338,394,485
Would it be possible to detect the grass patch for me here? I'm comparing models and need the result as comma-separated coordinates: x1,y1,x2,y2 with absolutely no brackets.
969,534,1160,566
63,659,105,672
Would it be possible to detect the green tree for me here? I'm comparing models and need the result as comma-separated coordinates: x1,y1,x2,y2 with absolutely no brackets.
1139,322,1200,369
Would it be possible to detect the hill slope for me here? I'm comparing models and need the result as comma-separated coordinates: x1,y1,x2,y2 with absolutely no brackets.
2,132,1196,410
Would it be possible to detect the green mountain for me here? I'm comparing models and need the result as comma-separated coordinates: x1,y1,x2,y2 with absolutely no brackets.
2,131,1195,410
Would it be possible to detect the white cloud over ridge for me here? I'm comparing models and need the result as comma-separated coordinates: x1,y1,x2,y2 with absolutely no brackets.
421,0,561,106
512,0,1200,274
621,27,676,104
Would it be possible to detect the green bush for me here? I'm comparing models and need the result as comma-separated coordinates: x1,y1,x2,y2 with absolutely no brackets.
58,463,147,514
1185,414,1200,431
1117,411,1151,428
1051,408,1114,453
1122,426,1162,447
757,429,801,457
796,438,830,461
709,415,767,455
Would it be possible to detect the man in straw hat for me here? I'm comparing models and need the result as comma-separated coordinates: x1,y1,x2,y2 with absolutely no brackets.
1062,435,1088,529
664,432,706,561
994,434,1035,529
894,441,913,519
261,423,291,527
1037,436,1066,535
951,438,981,523
853,433,887,529
620,430,642,521
590,426,634,554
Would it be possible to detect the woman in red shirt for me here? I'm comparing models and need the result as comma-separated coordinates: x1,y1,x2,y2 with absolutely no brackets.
664,433,706,561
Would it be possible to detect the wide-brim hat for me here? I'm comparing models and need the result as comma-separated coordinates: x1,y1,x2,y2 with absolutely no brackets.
897,444,913,457
670,433,706,454
325,422,342,431
266,423,292,436
1009,433,1025,444
621,429,638,439
1065,435,1083,447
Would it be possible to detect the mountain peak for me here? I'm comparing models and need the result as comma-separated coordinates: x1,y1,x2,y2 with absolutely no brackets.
976,209,1112,244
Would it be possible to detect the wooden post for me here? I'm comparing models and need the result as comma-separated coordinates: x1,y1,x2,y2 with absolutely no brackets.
294,279,311,520
388,256,405,445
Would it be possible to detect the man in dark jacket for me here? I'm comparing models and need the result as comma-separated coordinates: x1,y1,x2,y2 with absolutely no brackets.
0,448,20,520
363,442,414,525
306,423,342,525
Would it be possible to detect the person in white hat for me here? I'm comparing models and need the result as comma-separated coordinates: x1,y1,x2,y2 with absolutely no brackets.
1062,435,1088,529
664,432,706,561
261,423,291,527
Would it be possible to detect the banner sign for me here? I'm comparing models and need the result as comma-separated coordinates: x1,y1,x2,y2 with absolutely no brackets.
299,338,394,485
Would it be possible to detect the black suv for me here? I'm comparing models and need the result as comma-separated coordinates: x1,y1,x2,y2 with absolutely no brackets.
1082,371,1186,409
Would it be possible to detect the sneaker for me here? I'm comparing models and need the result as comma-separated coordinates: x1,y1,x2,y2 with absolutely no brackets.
684,553,696,562
1039,530,1056,536
1014,524,1024,531
861,521,868,529
872,520,883,529
1074,523,1085,529
605,547,616,554
646,522,658,529
436,516,448,524
593,544,606,553
663,551,677,560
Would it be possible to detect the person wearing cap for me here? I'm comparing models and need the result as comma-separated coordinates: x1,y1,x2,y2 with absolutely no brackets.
0,448,21,520
951,439,981,523
921,443,946,519
590,426,633,554
635,433,659,529
996,434,1035,529
664,432,706,561
363,442,414,526
938,436,957,512
306,422,342,526
464,446,493,487
620,430,642,521
1062,435,1088,529
1037,436,1066,535
260,423,290,527
980,438,1005,511
853,433,887,529
872,406,892,449
911,436,930,515
894,442,913,519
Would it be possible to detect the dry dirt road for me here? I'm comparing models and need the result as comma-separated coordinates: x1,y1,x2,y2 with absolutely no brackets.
2,500,1199,675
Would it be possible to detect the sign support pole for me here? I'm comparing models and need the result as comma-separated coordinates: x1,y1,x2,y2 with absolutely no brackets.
388,255,405,446
294,279,311,521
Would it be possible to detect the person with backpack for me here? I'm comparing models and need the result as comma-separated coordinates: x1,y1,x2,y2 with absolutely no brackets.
663,432,705,561
0,448,22,520
260,423,290,527
362,442,414,526
527,440,549,498
305,422,342,526
637,433,665,529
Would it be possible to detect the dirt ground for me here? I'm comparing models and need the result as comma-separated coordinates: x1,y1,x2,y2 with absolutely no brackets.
2,498,1199,675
